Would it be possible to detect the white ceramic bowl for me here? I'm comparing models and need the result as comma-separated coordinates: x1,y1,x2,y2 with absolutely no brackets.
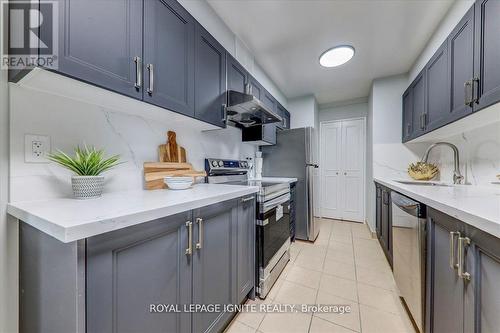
164,177,194,190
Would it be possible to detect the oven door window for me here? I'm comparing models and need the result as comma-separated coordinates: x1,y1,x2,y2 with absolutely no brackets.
257,202,290,268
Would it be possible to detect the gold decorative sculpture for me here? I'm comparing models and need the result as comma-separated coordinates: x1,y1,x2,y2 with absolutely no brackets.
408,162,439,181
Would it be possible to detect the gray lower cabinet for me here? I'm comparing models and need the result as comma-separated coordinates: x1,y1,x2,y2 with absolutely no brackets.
194,23,227,127
427,207,500,333
192,200,238,333
237,195,256,303
48,0,143,99
86,211,192,333
143,0,195,117
375,182,392,266
19,197,256,333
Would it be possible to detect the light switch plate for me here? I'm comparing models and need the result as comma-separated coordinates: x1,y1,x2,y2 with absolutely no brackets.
25,134,51,163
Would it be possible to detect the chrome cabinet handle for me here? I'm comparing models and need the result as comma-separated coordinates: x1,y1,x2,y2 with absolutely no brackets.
458,236,471,280
449,231,460,269
221,104,227,122
472,77,480,104
241,196,254,203
195,218,203,250
185,221,193,255
464,79,473,106
134,56,142,89
147,64,154,95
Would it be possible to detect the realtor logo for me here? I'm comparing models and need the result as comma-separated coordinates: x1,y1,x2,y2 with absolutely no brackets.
1,0,58,70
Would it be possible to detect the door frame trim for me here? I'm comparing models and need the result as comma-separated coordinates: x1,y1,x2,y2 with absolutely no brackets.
319,117,366,222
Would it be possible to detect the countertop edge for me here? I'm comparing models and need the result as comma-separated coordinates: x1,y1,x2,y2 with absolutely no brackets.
8,186,259,243
374,177,500,238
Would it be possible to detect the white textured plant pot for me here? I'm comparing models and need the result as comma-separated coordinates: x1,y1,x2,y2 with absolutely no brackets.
71,176,105,199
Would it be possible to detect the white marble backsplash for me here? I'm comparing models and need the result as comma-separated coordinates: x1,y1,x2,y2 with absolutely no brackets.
373,123,500,186
9,83,256,202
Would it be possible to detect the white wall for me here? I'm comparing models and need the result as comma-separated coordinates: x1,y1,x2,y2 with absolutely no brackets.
1,67,18,332
319,101,368,122
288,95,318,129
178,0,287,107
366,93,374,229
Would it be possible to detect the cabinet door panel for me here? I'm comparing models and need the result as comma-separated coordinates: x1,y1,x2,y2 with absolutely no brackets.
195,24,226,127
402,88,413,142
193,200,238,333
474,0,500,110
144,0,195,116
449,7,474,120
86,212,192,333
52,0,143,98
425,41,449,132
249,76,263,100
227,55,248,94
262,90,277,114
427,210,464,333
237,196,256,303
411,71,426,138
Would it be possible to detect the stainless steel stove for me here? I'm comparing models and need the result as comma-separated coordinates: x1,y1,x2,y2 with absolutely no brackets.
205,158,291,299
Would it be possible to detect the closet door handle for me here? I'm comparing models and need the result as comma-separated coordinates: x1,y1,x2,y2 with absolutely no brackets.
134,56,142,89
195,218,203,250
449,231,460,269
147,64,154,95
185,221,193,255
458,236,471,280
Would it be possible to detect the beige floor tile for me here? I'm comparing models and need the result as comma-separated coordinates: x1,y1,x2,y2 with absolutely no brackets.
237,301,267,330
354,256,392,274
328,241,354,255
319,273,358,302
285,265,322,289
309,316,357,333
330,232,353,245
225,319,257,333
315,292,361,332
258,312,312,333
300,245,327,259
351,225,372,239
354,247,386,263
274,280,317,305
323,258,356,281
266,276,285,301
357,282,403,315
359,304,413,333
294,252,325,271
356,266,397,291
326,248,355,266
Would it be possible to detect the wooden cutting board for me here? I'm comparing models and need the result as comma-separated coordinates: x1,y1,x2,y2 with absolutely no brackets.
143,162,206,190
158,131,187,163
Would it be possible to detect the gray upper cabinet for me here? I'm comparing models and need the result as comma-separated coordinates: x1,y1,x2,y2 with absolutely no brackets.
411,71,426,138
51,0,143,99
449,6,475,120
143,0,195,117
474,0,500,111
402,87,413,142
284,110,291,129
227,55,248,94
425,41,450,132
86,212,192,333
194,23,227,128
237,195,256,303
249,75,263,100
192,200,238,333
262,89,278,114
276,103,286,130
426,208,464,333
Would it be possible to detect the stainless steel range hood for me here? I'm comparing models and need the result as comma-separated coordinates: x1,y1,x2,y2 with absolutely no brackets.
226,90,282,127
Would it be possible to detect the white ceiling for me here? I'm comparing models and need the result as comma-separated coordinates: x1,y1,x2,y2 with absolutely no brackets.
207,0,454,105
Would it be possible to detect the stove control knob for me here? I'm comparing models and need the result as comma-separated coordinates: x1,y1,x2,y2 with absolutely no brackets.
211,160,218,167
218,160,224,167
242,161,247,168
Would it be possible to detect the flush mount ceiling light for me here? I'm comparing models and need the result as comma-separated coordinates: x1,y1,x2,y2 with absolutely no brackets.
319,45,355,68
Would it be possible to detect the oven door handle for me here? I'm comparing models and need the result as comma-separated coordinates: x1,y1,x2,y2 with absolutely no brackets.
262,193,291,213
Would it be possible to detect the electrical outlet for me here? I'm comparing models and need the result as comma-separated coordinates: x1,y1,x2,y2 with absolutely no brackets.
25,134,51,163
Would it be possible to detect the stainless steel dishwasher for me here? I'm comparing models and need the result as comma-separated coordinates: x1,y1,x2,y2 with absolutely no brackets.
391,192,426,333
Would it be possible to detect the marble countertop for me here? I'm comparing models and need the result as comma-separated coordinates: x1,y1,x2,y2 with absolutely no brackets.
7,184,259,243
375,177,500,238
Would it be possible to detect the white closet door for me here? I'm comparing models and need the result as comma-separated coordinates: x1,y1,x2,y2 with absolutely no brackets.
341,119,365,222
320,121,343,219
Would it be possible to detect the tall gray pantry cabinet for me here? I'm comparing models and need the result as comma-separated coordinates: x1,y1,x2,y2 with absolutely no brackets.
20,196,256,333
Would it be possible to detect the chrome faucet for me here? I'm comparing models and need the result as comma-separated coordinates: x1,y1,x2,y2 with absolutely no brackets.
421,142,464,184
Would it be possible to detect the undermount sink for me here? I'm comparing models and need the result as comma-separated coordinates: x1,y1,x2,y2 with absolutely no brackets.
394,180,452,187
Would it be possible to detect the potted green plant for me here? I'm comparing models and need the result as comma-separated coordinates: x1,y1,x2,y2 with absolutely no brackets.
48,146,122,199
